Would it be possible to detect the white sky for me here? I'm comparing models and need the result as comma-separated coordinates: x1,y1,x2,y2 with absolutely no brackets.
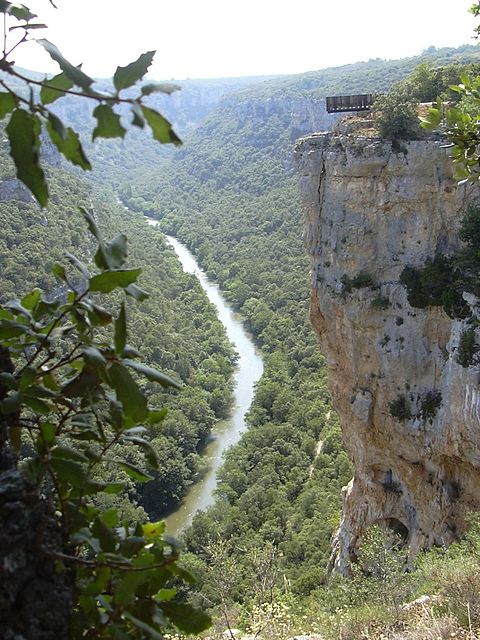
9,0,479,80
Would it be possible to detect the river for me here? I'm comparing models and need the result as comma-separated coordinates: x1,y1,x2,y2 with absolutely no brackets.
146,219,264,535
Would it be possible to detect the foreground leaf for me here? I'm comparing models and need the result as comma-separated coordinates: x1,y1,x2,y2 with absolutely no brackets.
122,360,181,389
141,106,181,145
37,38,94,91
89,269,142,293
0,1,36,21
117,460,152,482
113,51,155,91
92,104,126,140
108,362,148,422
47,112,91,170
0,92,17,119
40,70,74,105
160,602,211,633
6,108,47,206
95,233,128,270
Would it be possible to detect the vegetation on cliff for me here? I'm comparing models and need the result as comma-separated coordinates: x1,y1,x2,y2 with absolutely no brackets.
0,5,238,635
2,2,480,631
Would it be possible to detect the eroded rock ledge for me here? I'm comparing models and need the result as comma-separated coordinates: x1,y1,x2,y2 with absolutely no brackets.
294,132,480,573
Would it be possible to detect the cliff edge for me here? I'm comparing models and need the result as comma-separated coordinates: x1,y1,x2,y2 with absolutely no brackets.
295,132,480,573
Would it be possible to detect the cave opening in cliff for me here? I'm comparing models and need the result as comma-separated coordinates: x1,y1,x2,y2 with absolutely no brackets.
384,517,409,542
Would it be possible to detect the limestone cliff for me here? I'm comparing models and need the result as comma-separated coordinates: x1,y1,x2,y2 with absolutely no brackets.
223,95,341,144
294,131,480,573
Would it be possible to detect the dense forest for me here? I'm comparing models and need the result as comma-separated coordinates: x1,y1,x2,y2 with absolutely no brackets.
0,136,236,520
112,43,480,558
110,46,480,635
3,40,480,637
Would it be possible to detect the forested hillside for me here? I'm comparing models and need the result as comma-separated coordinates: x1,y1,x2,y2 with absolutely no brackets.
4,42,480,637
108,44,480,576
96,45,480,631
47,74,272,192
0,138,236,519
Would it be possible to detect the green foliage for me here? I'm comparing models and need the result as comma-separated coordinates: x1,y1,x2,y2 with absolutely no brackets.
420,390,442,420
371,296,390,310
403,62,446,102
374,85,421,142
0,213,211,637
290,525,416,639
341,273,374,294
353,526,412,604
0,4,247,636
459,204,480,248
455,206,480,298
456,326,478,367
402,61,480,103
472,0,480,39
400,255,468,319
0,3,180,205
389,395,412,422
415,513,480,631
390,390,442,423
351,272,375,289
420,69,480,182
0,167,236,516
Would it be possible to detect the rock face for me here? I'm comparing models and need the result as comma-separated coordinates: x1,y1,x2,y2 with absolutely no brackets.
0,178,35,203
294,132,480,573
223,95,342,144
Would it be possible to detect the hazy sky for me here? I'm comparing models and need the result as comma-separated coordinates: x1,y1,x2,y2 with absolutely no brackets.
11,0,478,80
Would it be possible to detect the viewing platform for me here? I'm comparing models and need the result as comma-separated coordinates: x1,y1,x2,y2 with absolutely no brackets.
326,94,376,113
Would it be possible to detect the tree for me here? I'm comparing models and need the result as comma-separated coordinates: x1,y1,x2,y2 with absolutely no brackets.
403,62,442,102
0,2,211,638
420,78,480,182
419,3,480,182
373,85,421,143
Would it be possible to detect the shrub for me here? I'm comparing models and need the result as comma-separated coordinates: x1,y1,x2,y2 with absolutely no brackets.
374,86,421,142
459,205,480,249
420,390,442,420
455,205,480,298
371,296,390,310
341,274,353,293
341,272,374,293
390,395,412,421
400,256,469,319
430,556,480,629
352,272,375,289
456,326,478,367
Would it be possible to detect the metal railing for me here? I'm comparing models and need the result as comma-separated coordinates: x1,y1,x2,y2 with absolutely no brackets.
326,94,376,113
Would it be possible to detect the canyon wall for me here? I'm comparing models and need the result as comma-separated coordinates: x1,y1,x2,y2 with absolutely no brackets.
295,131,480,573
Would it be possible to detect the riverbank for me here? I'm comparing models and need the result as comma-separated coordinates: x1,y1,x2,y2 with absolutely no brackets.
145,220,264,535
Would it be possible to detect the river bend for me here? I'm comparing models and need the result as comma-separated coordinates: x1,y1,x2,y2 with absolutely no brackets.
146,220,264,534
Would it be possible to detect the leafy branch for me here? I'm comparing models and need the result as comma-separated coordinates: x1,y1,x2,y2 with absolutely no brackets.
0,209,211,637
0,2,181,206
420,76,480,183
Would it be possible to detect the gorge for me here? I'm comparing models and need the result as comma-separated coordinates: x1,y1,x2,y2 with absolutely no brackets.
4,37,480,636
145,221,264,534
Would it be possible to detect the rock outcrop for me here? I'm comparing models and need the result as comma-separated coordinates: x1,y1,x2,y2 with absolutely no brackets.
295,132,480,573
223,95,342,145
